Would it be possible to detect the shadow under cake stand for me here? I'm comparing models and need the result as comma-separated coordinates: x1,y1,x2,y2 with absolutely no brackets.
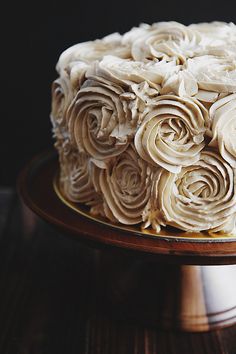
18,150,236,332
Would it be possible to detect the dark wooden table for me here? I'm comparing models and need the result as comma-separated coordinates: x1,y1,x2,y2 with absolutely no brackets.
0,188,236,354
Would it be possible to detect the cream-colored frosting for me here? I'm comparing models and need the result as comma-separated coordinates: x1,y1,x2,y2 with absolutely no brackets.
193,90,220,103
56,138,104,215
51,21,236,236
209,94,236,167
51,71,74,138
134,95,209,173
130,22,203,64
67,76,138,161
189,22,236,46
130,82,160,116
186,55,236,93
89,55,178,89
56,33,131,74
86,56,175,115
65,61,89,90
122,23,151,45
99,146,152,224
161,69,198,97
143,150,236,233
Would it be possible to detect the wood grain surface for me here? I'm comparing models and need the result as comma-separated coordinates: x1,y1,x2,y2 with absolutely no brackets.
0,189,236,353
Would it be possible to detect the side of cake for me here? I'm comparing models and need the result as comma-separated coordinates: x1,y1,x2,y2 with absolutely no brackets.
51,21,236,235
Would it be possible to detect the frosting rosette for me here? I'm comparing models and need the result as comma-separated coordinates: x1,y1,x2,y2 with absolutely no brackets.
143,150,236,233
209,94,236,167
130,22,202,64
99,147,153,224
56,33,131,74
67,74,138,161
189,22,236,47
56,138,103,212
65,61,89,91
51,71,74,139
122,23,151,45
134,95,209,173
89,55,178,89
186,55,236,93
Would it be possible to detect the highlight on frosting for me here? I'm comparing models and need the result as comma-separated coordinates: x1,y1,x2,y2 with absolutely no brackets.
51,21,236,236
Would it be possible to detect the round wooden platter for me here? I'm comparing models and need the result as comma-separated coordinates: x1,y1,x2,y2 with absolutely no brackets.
18,150,236,266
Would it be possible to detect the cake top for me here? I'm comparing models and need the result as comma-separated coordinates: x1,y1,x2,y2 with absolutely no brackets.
56,21,236,99
51,21,236,235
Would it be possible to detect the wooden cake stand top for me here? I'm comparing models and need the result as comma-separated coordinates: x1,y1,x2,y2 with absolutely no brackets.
18,150,236,265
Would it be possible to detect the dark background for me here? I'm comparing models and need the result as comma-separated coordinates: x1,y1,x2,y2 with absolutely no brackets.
2,0,235,186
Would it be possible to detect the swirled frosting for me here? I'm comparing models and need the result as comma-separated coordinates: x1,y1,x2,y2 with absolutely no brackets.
56,139,103,212
143,150,236,233
67,76,138,161
189,22,236,47
209,94,236,167
89,55,177,89
186,55,236,93
129,22,203,64
51,71,74,139
99,146,153,224
51,21,236,236
134,95,209,173
56,33,131,74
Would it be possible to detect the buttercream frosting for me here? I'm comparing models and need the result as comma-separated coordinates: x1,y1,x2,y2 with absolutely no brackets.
209,93,236,167
134,95,209,173
67,76,138,161
143,150,236,234
56,33,131,74
99,146,153,224
56,138,103,212
51,21,236,236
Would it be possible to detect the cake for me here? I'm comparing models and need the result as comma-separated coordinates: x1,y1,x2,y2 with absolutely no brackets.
51,21,236,235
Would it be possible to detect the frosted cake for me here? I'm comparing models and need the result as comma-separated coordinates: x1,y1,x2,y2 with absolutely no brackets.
51,21,236,235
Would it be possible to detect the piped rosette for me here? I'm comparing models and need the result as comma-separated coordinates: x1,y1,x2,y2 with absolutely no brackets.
209,94,236,167
99,146,153,225
143,150,236,234
50,71,74,140
130,21,203,64
134,95,209,173
56,33,131,74
67,74,138,161
56,139,104,215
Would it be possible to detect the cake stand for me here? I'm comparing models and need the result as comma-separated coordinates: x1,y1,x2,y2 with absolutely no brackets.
18,150,236,332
